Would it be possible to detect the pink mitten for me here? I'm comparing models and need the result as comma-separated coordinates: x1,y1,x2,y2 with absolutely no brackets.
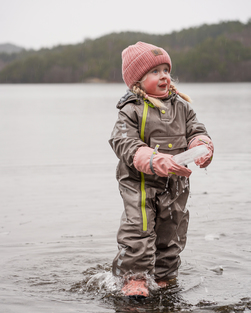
188,135,214,168
133,146,192,178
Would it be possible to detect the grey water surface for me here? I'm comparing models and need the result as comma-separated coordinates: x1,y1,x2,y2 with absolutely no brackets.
0,83,251,313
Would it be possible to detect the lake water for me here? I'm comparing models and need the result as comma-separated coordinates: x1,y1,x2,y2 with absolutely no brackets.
0,83,251,313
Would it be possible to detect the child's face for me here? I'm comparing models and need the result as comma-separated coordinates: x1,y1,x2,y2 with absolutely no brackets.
140,63,171,97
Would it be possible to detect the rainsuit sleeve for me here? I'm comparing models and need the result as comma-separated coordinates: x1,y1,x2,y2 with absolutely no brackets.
185,101,210,144
109,104,147,168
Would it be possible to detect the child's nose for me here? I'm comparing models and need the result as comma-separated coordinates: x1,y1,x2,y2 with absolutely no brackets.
160,71,168,79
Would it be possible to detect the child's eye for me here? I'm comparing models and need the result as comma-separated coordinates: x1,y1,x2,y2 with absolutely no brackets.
164,68,169,73
152,69,158,74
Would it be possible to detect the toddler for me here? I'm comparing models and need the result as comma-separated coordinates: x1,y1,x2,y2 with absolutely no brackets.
109,42,214,297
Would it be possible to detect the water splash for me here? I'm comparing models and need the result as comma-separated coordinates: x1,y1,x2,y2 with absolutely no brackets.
68,263,251,312
168,206,173,220
71,263,182,297
86,272,121,293
86,269,162,297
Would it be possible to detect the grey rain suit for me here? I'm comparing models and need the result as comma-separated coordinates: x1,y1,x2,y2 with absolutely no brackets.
109,90,210,281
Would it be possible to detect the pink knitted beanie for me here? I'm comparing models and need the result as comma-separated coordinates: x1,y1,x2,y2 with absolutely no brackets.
122,42,172,89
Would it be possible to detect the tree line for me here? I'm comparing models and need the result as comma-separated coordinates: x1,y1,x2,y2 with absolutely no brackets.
0,20,251,83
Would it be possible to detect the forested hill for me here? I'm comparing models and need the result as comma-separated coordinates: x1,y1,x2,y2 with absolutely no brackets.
0,20,251,83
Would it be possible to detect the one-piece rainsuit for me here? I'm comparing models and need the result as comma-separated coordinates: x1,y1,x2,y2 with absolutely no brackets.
109,90,210,281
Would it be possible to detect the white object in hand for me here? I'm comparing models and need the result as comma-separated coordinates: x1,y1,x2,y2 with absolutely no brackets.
173,145,209,166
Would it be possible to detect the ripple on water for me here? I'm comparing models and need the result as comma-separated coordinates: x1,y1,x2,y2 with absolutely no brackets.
67,262,251,313
2,243,251,312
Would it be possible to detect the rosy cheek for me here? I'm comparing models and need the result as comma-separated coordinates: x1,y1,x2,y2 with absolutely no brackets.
142,79,157,94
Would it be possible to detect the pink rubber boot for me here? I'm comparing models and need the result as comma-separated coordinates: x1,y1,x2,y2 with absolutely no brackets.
121,279,149,298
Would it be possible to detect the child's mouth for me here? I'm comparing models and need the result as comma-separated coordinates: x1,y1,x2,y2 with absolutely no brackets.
159,83,167,88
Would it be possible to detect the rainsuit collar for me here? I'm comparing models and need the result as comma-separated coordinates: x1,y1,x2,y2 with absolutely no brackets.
116,89,178,109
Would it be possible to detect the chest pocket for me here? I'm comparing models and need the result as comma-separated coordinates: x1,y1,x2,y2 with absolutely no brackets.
150,136,187,155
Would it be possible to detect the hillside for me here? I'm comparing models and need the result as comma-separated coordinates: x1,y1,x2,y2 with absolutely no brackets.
0,43,24,54
0,20,251,83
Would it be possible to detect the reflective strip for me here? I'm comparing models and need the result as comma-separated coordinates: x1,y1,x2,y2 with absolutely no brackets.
188,137,208,149
140,101,149,232
199,138,209,144
150,144,159,174
140,172,147,231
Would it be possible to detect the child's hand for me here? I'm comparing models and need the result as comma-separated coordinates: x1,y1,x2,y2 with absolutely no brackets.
133,146,192,178
168,157,192,177
188,135,214,168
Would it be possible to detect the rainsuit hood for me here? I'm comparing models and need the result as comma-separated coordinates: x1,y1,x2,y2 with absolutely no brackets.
116,90,137,109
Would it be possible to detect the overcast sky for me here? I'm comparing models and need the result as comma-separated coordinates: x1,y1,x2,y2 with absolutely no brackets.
1,0,251,50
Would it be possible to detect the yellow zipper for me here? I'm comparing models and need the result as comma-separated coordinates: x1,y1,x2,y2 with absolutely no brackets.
140,101,149,232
